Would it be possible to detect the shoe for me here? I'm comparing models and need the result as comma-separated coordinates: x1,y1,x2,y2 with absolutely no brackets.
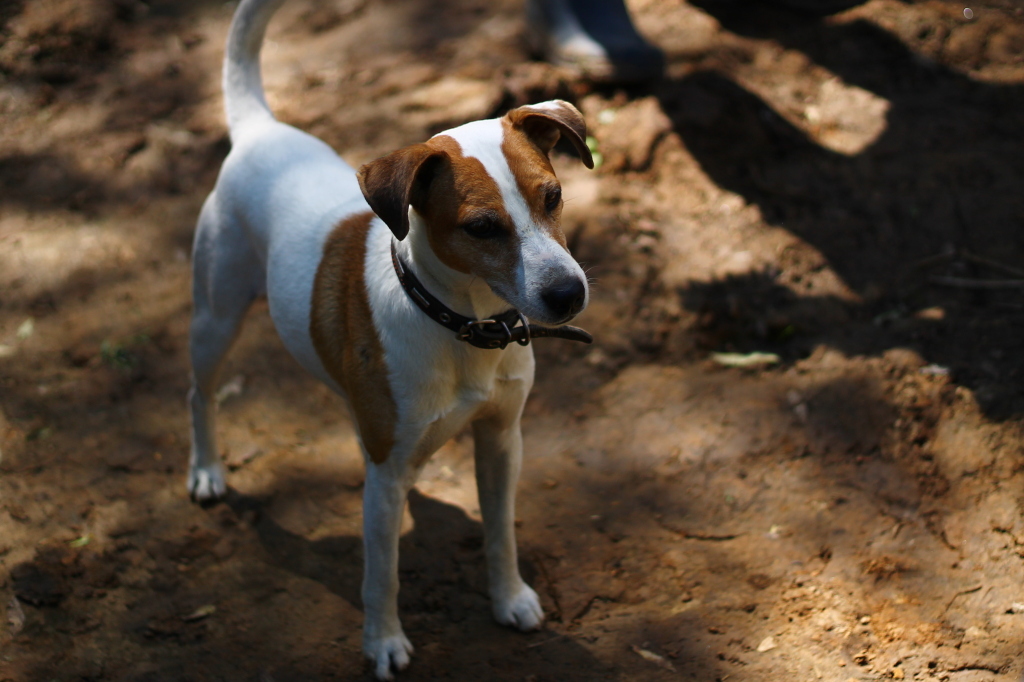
525,0,665,84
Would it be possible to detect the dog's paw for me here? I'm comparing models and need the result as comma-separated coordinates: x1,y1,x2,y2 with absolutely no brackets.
493,583,544,631
364,633,413,681
188,465,226,502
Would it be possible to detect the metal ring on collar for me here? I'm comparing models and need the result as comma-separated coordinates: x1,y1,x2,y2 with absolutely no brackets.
515,312,531,347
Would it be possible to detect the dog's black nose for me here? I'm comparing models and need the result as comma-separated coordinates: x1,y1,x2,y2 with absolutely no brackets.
542,278,586,320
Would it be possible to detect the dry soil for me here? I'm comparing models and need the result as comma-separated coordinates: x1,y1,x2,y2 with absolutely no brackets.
2,0,1024,680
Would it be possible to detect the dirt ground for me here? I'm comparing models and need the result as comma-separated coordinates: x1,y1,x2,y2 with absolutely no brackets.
2,0,1024,679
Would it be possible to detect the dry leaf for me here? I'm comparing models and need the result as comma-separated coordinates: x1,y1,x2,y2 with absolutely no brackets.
68,534,91,548
630,645,676,671
711,352,780,368
182,604,216,622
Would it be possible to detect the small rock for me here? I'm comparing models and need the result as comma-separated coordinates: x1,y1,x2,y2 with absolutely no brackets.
756,635,777,652
7,595,25,635
883,348,925,371
591,97,672,172
963,625,989,641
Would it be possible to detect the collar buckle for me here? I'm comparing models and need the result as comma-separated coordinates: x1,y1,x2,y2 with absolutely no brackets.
459,319,513,350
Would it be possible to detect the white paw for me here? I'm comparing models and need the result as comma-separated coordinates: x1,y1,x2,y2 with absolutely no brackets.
493,583,544,631
364,633,413,681
188,465,226,502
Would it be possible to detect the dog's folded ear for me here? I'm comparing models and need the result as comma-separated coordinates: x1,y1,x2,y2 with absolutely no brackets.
506,100,594,170
358,144,449,240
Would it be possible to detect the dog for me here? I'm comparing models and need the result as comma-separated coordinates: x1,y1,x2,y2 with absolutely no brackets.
187,0,593,678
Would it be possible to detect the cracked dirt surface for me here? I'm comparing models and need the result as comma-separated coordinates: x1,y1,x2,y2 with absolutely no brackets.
2,0,1024,680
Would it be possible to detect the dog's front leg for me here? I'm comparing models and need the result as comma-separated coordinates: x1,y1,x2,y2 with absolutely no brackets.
472,413,544,631
362,461,415,680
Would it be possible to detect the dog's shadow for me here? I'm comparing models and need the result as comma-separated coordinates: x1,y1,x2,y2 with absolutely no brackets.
225,486,530,621
220,487,622,679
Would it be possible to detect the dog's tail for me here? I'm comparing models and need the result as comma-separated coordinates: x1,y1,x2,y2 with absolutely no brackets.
223,0,286,137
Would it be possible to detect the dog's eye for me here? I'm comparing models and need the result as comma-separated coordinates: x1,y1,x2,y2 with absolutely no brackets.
545,187,562,213
463,219,502,239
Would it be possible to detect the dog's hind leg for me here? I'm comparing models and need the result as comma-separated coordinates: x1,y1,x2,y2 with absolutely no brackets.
187,197,263,502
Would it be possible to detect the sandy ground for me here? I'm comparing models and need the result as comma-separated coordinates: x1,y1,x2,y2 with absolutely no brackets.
2,0,1024,680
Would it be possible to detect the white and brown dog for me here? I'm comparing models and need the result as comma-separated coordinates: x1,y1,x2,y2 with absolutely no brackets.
187,0,593,678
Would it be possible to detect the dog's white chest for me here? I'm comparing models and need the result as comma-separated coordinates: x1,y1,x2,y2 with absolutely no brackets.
359,217,534,461
401,356,533,465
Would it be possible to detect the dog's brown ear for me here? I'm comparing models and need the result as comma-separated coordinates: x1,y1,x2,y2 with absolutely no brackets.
506,100,594,169
357,144,448,240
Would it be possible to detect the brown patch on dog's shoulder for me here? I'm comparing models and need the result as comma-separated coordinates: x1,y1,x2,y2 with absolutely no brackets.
310,211,396,464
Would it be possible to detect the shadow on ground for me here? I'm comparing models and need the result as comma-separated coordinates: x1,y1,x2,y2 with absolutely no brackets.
652,9,1024,418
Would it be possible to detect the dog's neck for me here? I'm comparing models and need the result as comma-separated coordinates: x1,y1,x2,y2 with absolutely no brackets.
399,210,510,321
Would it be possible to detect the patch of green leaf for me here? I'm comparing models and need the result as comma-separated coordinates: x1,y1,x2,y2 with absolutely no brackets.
100,340,137,370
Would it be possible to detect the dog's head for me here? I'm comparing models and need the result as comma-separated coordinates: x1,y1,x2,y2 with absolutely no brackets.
357,100,593,326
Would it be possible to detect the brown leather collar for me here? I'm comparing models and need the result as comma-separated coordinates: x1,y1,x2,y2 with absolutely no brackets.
391,240,593,350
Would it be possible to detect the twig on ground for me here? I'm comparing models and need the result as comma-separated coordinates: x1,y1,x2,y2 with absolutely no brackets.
960,251,1024,279
679,530,743,541
911,252,956,271
929,276,1024,290
943,584,983,614
911,250,1024,283
526,634,565,648
652,515,743,540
